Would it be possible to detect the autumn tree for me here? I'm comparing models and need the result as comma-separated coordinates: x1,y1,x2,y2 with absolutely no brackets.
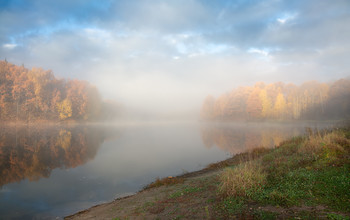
325,79,350,118
200,78,350,121
259,89,272,118
0,60,114,122
57,98,72,120
246,87,262,119
273,93,286,119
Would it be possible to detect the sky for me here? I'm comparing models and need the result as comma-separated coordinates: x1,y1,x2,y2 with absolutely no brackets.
1,0,350,116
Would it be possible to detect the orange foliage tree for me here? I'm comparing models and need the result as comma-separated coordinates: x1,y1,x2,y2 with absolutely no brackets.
201,79,350,121
0,60,117,122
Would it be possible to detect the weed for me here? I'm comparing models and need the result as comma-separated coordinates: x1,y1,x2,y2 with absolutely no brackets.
169,191,184,199
311,166,350,212
142,201,155,209
206,160,231,169
327,213,350,220
216,127,350,217
172,215,184,220
252,210,277,219
205,205,210,219
295,210,319,219
144,176,184,189
206,198,215,204
300,130,349,165
168,207,179,215
169,186,202,199
216,197,246,218
219,161,266,197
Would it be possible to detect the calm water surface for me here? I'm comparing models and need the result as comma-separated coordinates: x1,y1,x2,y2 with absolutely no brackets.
0,121,336,219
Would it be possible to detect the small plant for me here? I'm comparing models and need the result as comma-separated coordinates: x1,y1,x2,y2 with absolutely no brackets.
144,176,184,189
219,161,266,197
327,213,350,220
205,205,210,219
300,130,349,163
206,160,231,169
169,186,202,199
252,210,277,219
220,197,246,215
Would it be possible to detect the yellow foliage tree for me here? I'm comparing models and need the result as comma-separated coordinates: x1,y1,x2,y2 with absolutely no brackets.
56,98,72,120
274,93,286,118
259,89,272,118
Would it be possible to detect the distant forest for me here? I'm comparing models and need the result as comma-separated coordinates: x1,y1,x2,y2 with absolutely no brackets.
201,79,350,121
0,60,119,122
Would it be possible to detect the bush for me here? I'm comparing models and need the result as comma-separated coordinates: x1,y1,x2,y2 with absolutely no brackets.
300,130,350,165
219,161,266,198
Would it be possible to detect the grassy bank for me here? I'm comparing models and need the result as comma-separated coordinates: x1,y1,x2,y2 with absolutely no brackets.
215,127,350,219
67,127,350,220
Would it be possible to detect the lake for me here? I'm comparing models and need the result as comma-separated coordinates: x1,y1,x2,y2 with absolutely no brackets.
0,121,337,219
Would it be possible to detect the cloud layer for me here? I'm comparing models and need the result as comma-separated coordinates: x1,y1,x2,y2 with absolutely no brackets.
1,0,350,115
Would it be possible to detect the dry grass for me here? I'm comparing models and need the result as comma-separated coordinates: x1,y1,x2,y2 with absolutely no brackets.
300,129,350,163
207,147,270,170
206,160,232,170
218,128,350,200
144,176,185,190
219,161,266,197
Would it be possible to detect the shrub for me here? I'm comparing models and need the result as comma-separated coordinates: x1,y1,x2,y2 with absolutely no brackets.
219,161,266,198
144,176,184,189
300,130,350,165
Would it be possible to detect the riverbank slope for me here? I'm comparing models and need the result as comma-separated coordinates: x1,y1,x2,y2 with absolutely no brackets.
66,127,350,219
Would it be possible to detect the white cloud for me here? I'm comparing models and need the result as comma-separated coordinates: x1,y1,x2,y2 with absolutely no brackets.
276,12,297,24
3,43,17,49
248,48,269,57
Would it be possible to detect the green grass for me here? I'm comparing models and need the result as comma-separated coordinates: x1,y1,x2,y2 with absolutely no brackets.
217,127,350,218
252,210,278,220
251,165,350,210
327,213,350,220
169,186,202,199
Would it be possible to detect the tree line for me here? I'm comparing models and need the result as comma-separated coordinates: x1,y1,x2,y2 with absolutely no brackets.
0,60,119,122
201,79,350,121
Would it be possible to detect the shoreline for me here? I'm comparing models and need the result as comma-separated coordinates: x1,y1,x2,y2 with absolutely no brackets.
64,167,219,218
64,148,268,219
64,166,225,220
65,126,350,219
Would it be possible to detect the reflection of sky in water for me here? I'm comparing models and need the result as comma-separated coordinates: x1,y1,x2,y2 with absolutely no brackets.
0,121,336,219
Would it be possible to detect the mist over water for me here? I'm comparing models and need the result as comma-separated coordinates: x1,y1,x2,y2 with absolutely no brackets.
1,1,350,219
1,1,349,116
0,121,337,219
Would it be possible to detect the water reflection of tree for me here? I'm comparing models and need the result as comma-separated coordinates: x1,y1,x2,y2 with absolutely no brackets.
201,124,302,155
0,125,118,187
